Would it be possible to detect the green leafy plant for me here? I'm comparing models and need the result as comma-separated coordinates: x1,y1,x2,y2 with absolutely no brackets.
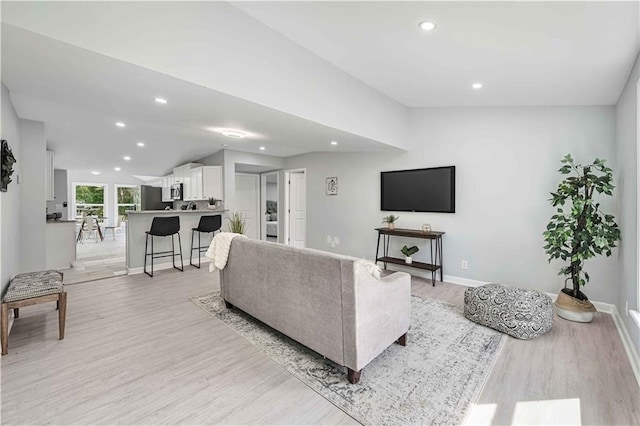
227,212,246,234
1,140,17,192
401,245,419,257
208,197,218,205
382,214,399,224
543,154,621,299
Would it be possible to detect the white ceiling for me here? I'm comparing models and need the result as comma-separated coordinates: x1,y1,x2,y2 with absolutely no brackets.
233,1,640,107
1,25,393,176
1,1,638,180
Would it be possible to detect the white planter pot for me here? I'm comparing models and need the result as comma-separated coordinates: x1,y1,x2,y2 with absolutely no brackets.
207,204,216,210
405,256,413,264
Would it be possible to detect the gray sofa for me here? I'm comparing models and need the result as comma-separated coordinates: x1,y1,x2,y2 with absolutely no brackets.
220,238,411,384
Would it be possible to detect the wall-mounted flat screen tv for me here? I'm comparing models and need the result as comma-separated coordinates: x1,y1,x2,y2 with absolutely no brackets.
381,166,455,213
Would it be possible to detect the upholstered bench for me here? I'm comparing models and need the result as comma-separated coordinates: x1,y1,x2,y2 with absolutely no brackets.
463,283,553,339
1,270,67,355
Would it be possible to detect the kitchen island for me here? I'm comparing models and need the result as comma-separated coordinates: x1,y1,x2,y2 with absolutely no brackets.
126,210,227,273
45,220,77,270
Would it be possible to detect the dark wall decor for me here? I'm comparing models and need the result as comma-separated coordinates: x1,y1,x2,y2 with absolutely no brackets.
1,140,17,192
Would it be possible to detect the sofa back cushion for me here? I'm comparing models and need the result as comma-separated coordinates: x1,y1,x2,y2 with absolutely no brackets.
221,238,349,364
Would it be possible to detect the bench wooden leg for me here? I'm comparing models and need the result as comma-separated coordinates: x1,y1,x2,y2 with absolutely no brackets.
1,303,8,355
396,332,407,346
347,368,361,384
58,292,67,340
13,308,19,318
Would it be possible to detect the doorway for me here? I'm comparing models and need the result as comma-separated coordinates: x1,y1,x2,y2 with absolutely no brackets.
284,169,306,248
235,173,260,239
260,171,279,242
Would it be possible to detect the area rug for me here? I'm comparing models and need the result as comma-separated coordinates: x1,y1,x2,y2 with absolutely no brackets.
191,293,505,425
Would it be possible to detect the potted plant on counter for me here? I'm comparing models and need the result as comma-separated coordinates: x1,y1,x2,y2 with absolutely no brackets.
227,212,246,234
401,245,419,264
382,214,399,230
208,198,218,210
543,154,621,323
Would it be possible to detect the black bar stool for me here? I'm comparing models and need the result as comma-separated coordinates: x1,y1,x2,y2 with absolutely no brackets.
144,216,184,277
190,215,222,268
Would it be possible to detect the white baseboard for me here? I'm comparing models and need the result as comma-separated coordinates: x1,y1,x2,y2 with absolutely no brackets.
611,306,640,388
127,258,210,275
443,274,488,288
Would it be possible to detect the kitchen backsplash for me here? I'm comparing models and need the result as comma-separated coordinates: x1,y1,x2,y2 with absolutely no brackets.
173,200,224,210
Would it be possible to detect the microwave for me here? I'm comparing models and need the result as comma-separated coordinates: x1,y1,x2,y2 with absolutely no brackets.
170,183,183,200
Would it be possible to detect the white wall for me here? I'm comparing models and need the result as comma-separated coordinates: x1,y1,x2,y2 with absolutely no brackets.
67,170,144,225
2,2,409,150
1,83,22,293
615,53,640,352
284,106,619,304
18,117,46,273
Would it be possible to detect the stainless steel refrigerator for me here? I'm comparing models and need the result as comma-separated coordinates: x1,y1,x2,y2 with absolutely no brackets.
140,185,173,211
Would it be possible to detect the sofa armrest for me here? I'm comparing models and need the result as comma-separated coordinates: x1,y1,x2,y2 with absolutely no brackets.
342,265,411,372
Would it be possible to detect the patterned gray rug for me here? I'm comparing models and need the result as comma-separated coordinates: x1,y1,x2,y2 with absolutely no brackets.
191,293,505,426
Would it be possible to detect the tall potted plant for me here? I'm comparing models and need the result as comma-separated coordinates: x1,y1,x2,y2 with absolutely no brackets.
543,154,621,323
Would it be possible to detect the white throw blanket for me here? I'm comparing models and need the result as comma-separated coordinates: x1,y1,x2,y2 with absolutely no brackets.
205,232,247,272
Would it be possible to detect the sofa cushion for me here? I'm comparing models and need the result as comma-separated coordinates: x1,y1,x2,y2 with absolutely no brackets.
463,283,553,339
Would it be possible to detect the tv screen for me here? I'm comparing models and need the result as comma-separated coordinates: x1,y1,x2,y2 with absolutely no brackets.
381,166,455,213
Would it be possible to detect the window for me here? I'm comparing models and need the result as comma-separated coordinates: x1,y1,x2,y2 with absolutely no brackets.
116,185,140,218
74,184,106,218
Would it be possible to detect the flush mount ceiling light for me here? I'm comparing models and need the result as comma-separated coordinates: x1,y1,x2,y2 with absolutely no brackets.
330,141,338,146
259,146,266,151
222,130,247,139
154,97,168,104
137,141,145,147
91,171,101,175
114,167,121,171
472,83,483,89
115,122,126,128
419,21,437,31
123,156,131,161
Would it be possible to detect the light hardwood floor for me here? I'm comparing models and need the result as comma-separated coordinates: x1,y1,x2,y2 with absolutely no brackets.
1,268,638,425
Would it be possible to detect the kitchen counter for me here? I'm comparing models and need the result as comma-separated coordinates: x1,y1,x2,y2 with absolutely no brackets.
45,220,76,269
126,210,227,271
127,209,227,214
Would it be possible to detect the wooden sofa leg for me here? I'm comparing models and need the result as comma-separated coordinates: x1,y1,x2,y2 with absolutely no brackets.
347,368,361,384
1,303,8,355
224,300,233,309
396,332,407,346
58,292,67,340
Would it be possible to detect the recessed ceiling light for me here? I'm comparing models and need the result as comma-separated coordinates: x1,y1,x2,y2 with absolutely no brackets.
154,97,168,104
123,156,131,161
222,130,247,139
419,21,437,31
221,144,229,148
91,171,101,175
472,83,483,89
115,122,126,128
137,142,145,147
259,146,266,151
114,167,121,171
330,141,338,146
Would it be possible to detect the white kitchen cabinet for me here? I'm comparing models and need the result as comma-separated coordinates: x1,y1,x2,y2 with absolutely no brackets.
161,174,174,202
45,151,55,201
188,166,223,201
173,163,202,200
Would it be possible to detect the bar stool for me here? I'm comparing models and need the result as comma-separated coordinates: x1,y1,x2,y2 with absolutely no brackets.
190,215,222,268
144,216,184,277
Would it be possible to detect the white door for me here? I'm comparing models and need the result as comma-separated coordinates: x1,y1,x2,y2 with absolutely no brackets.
288,171,306,248
235,173,260,239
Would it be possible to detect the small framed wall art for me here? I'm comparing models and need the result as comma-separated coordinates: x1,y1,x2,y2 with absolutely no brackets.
326,177,338,196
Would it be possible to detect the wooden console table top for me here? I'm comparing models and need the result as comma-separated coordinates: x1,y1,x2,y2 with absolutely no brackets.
374,227,445,239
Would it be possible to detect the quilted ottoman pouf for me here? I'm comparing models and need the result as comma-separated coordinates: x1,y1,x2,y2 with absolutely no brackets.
464,284,553,339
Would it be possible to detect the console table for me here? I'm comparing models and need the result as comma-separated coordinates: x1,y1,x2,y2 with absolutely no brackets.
374,227,444,286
